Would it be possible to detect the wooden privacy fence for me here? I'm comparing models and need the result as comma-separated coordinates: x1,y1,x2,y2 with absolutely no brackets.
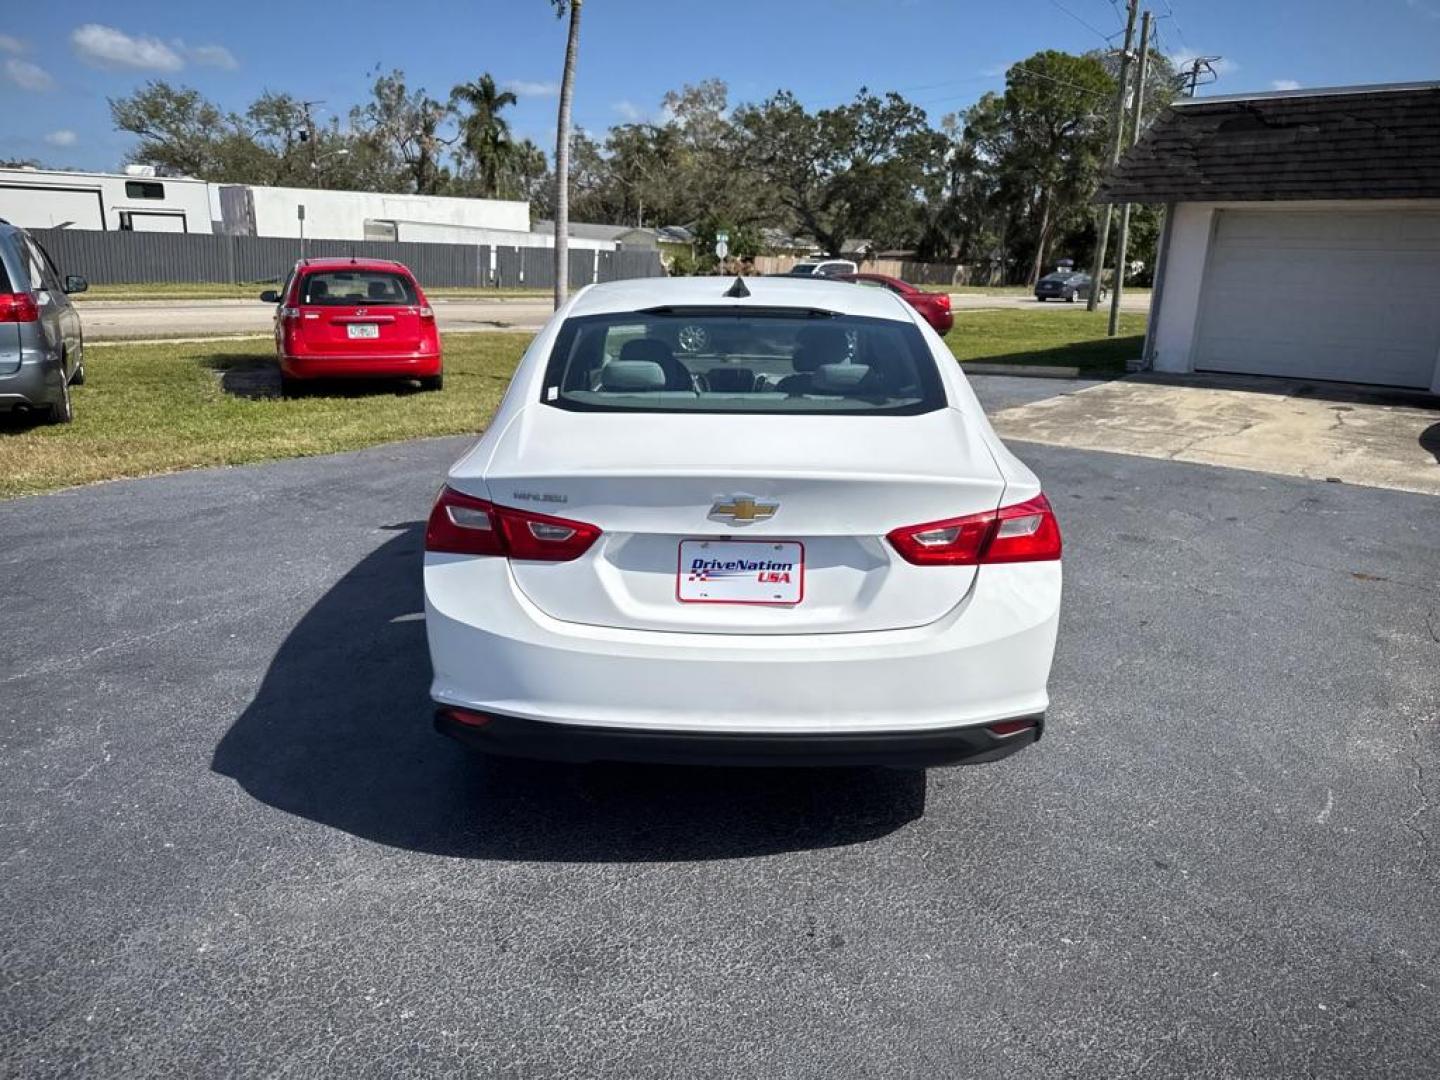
750,253,974,285
28,229,665,289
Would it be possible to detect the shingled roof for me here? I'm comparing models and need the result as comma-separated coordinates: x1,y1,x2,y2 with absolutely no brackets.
1096,82,1440,204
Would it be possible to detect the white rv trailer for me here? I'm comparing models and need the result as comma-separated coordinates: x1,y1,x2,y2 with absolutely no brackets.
0,167,216,233
217,185,530,241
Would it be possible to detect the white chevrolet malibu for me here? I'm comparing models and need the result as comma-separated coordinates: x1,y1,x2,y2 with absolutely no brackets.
424,276,1061,768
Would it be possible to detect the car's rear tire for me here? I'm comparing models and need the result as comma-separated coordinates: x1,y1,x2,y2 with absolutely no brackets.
70,361,85,386
1036,296,1046,302
420,374,444,392
45,373,73,425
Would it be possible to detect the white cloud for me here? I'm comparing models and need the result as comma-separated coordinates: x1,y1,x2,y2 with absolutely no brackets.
44,129,78,147
183,43,238,70
1271,79,1302,91
71,24,184,71
0,34,27,55
504,79,559,97
4,58,55,92
613,100,644,122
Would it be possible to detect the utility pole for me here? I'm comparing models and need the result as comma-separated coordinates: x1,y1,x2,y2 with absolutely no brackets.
1109,9,1151,337
300,100,324,177
1087,0,1139,312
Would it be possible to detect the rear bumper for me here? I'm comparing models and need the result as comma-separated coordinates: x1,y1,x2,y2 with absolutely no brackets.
0,356,61,410
436,708,1042,767
425,554,1060,750
281,352,442,380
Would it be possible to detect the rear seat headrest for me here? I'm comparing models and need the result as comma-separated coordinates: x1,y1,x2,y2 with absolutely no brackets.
598,360,667,392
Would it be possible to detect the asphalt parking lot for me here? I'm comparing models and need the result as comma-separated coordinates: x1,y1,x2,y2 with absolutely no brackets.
2,375,1436,1078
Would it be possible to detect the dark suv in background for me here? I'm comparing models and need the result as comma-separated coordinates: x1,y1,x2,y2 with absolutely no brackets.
0,219,87,424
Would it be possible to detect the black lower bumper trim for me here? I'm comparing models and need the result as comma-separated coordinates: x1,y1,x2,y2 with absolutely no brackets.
434,709,1042,768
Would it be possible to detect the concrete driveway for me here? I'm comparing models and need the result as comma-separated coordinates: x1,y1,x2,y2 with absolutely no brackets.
2,379,1435,1077
990,373,1440,496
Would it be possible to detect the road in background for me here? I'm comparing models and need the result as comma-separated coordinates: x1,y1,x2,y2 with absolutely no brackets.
1,375,1434,1077
78,291,1151,341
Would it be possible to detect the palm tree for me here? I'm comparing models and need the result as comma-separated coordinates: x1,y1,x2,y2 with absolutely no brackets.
450,73,518,197
551,0,583,310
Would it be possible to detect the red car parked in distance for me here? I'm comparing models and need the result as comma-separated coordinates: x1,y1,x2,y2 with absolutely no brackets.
261,258,443,396
835,272,954,335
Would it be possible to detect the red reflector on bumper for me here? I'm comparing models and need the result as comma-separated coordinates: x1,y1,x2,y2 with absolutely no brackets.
987,718,1038,737
440,708,493,728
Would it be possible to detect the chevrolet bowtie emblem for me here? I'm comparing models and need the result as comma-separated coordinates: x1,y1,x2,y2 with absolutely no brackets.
708,496,778,526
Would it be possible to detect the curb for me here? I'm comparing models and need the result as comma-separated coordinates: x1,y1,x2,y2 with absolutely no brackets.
963,363,1085,378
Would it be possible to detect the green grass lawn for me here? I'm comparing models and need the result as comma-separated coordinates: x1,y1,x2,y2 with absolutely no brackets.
74,282,555,302
1,310,1143,499
0,333,530,499
947,309,1146,373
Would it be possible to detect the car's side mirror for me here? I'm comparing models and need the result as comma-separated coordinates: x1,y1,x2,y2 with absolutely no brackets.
259,290,280,304
63,275,88,295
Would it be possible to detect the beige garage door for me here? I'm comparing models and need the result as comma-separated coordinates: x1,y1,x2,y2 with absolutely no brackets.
1193,209,1440,388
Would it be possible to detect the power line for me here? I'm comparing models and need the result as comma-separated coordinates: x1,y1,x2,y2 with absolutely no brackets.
1157,0,1191,52
1006,65,1115,99
899,74,1002,96
912,65,1114,109
1047,0,1116,42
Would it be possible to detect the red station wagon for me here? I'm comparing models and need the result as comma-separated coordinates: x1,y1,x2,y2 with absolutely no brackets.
262,258,443,396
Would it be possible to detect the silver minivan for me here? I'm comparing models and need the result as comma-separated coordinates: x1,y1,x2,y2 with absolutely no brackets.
0,220,87,424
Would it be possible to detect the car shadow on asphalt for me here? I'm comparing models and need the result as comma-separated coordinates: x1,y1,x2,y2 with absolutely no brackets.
200,355,435,400
211,524,925,861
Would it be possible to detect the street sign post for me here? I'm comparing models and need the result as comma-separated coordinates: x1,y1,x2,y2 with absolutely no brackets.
714,230,729,265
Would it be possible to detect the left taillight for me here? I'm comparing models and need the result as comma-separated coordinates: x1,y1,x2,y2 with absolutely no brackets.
0,292,39,323
425,486,600,562
887,493,1062,566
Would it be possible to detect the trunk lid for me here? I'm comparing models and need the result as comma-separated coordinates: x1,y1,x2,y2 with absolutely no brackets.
459,405,1006,634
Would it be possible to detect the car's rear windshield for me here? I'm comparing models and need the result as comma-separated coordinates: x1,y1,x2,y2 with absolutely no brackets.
788,264,818,275
298,270,417,306
541,309,947,415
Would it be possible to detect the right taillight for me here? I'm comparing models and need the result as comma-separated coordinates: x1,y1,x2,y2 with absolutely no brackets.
887,493,1061,566
0,292,39,323
425,486,600,561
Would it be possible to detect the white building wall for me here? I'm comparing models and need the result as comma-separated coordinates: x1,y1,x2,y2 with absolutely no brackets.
388,219,614,251
0,168,215,233
1148,198,1440,394
247,185,529,241
1148,201,1214,375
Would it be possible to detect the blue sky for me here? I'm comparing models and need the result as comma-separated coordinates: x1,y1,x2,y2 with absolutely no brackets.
3,0,1438,172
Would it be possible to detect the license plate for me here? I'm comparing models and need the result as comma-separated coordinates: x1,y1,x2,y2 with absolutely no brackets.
677,539,804,605
346,323,380,339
